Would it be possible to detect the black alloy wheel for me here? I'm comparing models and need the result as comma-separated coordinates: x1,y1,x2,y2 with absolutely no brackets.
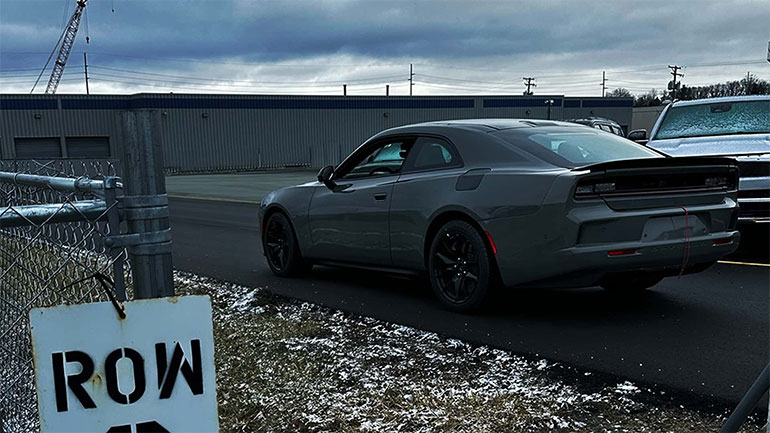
428,220,492,312
263,212,309,276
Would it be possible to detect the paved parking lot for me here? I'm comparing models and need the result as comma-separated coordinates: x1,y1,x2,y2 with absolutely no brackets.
166,170,769,408
166,169,316,203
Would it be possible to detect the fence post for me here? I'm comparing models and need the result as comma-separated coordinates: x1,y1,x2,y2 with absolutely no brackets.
719,362,770,433
119,110,174,299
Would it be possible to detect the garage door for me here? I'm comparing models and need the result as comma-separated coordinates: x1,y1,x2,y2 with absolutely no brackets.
66,137,111,158
14,137,62,158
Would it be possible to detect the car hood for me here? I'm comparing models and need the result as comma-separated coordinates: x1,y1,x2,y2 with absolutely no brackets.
647,133,770,158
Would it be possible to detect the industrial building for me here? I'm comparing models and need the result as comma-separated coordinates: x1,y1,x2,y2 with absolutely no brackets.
0,94,633,173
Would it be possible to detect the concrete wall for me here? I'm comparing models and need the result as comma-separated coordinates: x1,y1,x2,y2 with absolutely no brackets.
1,94,633,172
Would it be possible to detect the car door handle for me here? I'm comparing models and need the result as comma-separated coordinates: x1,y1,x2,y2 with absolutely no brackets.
374,193,388,201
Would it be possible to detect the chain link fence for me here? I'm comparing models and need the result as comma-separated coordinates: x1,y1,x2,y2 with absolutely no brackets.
0,159,134,432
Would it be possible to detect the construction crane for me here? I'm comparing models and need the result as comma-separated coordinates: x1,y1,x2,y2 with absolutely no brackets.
44,0,88,94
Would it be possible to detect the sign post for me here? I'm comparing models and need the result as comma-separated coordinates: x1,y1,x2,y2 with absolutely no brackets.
29,296,218,432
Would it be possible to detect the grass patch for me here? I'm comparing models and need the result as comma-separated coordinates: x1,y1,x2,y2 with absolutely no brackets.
178,271,764,433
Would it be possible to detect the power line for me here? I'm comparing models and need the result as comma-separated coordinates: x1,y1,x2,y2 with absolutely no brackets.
88,52,408,68
87,76,397,94
0,77,83,85
88,65,405,85
29,17,71,93
86,71,403,90
415,73,519,86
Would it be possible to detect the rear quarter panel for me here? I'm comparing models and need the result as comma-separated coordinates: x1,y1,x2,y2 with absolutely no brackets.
481,172,579,286
389,166,562,270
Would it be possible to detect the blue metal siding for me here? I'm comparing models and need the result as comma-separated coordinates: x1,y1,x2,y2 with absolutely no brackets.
581,99,633,108
563,100,581,108
0,99,58,110
483,98,563,108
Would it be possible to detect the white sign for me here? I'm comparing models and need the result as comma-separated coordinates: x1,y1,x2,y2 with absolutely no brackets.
30,295,219,433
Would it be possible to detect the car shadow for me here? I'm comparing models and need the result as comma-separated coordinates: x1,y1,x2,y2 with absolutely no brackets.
302,264,685,322
728,225,769,263
488,286,676,320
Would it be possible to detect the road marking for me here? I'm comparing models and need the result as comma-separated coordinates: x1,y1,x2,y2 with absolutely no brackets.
167,194,260,205
718,260,770,268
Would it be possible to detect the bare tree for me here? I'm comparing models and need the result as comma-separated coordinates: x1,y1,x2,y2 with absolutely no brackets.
607,88,633,98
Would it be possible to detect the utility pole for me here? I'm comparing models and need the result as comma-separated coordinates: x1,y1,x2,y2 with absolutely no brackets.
409,64,414,96
343,84,347,96
523,77,536,95
601,71,606,97
668,65,684,100
83,52,90,95
386,84,389,96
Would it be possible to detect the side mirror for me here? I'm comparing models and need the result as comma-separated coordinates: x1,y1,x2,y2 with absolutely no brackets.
627,129,648,144
317,165,336,189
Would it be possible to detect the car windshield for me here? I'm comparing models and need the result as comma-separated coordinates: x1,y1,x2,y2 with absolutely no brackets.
654,100,770,140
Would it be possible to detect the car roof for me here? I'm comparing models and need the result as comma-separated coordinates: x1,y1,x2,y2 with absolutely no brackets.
563,117,620,126
384,118,586,133
670,94,770,107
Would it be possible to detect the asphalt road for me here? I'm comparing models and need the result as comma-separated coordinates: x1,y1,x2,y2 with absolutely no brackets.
168,196,769,407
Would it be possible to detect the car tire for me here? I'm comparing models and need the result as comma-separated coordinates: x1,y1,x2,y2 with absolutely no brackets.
428,220,493,312
263,212,310,277
601,275,662,292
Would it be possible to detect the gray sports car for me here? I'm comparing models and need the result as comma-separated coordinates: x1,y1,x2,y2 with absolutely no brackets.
259,119,740,311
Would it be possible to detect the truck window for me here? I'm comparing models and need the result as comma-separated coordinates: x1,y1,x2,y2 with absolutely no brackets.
655,100,770,140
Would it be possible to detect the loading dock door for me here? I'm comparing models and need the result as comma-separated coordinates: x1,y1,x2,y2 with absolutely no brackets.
66,137,111,158
14,137,62,158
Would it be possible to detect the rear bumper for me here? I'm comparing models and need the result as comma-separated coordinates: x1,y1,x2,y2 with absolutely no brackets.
496,231,739,289
737,177,769,223
737,202,770,223
737,196,769,223
556,231,739,278
485,196,740,288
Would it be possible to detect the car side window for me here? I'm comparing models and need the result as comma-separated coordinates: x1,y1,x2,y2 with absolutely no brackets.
403,137,461,172
341,139,413,179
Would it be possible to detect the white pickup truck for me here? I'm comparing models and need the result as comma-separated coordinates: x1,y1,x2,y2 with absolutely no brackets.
646,95,769,224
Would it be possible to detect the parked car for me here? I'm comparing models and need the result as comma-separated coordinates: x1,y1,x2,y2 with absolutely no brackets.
259,119,740,311
645,95,769,224
564,117,625,136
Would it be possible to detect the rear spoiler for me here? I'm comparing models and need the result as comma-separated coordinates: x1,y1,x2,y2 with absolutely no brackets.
573,156,738,173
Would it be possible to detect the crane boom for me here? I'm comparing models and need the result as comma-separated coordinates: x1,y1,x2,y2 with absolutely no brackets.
45,0,88,94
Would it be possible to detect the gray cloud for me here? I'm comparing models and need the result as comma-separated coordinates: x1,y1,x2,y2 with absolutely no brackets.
1,0,768,95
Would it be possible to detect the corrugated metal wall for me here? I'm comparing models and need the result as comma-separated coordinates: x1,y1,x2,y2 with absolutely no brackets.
0,94,633,172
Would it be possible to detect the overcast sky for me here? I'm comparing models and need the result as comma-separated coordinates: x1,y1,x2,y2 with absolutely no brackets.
1,0,768,96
